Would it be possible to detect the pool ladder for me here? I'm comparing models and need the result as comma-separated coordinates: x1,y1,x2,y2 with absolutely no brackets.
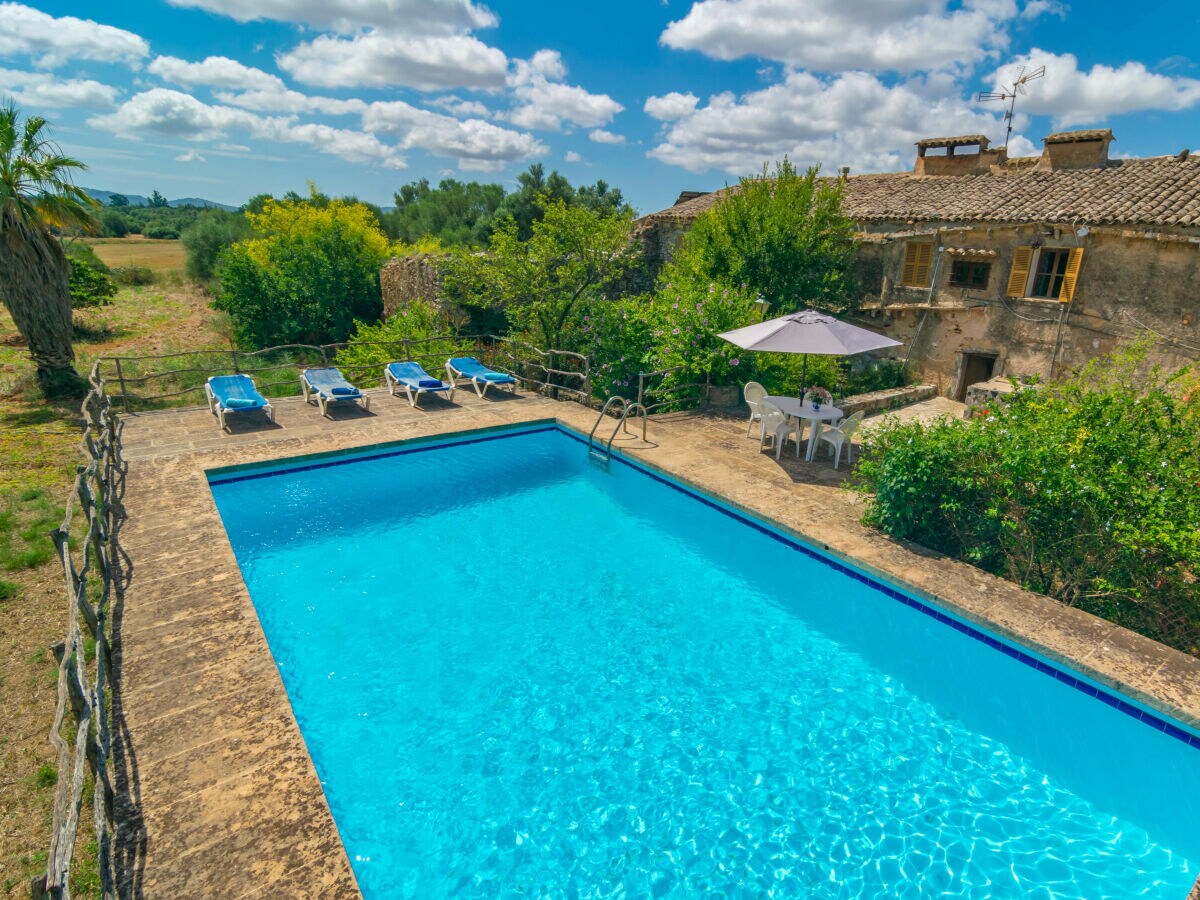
588,396,647,464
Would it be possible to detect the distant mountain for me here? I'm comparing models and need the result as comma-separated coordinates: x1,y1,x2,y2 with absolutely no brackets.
169,197,238,210
83,188,237,211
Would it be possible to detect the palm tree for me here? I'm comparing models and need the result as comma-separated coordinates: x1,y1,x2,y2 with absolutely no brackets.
0,101,98,395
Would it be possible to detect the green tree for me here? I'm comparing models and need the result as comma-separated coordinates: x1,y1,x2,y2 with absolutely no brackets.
682,157,857,315
106,192,129,207
493,164,576,239
440,199,638,352
575,179,632,217
384,177,506,247
0,102,97,394
98,207,130,237
213,188,389,347
147,189,169,208
181,208,250,282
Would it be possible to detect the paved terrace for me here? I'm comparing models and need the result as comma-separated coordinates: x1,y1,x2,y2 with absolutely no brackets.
112,388,1200,897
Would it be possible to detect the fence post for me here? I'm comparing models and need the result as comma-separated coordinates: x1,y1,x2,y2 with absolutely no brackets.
112,359,130,414
231,349,240,374
402,338,411,362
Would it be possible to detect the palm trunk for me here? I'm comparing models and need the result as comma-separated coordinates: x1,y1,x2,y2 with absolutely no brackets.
0,210,81,394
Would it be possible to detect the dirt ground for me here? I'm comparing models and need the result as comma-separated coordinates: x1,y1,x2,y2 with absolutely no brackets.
0,281,219,896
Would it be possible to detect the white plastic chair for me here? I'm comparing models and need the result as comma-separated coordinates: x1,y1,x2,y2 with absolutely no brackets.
759,400,802,460
743,381,767,437
816,410,865,469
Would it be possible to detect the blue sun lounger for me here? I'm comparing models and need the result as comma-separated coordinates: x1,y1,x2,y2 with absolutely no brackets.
384,362,455,407
205,374,274,430
301,367,370,417
445,356,518,398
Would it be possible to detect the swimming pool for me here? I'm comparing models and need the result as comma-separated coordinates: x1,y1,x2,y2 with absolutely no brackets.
209,424,1200,898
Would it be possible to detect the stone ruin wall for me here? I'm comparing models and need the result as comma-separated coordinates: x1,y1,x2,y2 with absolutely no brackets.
380,254,441,318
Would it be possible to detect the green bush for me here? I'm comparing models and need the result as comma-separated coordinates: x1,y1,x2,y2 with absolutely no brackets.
213,192,388,348
65,256,115,309
181,209,250,282
335,301,464,386
142,222,179,240
0,578,19,600
110,266,154,285
856,347,1200,654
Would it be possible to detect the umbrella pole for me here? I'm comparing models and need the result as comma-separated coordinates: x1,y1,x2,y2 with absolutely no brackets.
801,354,808,388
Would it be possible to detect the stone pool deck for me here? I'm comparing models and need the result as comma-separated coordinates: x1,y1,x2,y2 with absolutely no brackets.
113,388,1200,897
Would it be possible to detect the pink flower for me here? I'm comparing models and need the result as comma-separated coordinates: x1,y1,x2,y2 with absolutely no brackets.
730,358,740,366
672,327,680,335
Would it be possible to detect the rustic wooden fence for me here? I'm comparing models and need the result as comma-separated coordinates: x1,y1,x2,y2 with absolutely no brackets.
96,334,591,412
31,362,125,900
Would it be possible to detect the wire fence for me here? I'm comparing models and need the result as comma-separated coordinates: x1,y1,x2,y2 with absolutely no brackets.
32,363,125,900
97,335,591,412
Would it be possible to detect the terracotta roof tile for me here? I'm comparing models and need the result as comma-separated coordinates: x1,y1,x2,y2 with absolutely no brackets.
640,156,1200,229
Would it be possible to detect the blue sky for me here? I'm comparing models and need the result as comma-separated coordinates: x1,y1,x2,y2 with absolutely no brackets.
1,0,1198,214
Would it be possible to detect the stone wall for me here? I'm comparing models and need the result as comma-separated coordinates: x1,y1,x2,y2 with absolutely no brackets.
854,224,1200,395
380,254,440,317
838,383,937,417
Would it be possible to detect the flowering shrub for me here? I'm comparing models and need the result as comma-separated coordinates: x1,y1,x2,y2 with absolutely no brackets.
585,295,655,397
856,347,1200,655
648,263,759,387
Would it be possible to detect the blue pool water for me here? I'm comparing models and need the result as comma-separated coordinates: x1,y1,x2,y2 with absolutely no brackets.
209,425,1200,898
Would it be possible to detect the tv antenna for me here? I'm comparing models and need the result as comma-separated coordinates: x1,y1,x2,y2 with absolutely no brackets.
977,64,1045,150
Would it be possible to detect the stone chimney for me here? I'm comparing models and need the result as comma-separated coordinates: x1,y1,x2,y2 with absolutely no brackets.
1038,129,1114,170
914,135,1006,175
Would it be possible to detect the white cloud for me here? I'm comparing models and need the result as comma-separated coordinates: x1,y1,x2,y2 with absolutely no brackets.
0,67,120,109
175,149,206,162
88,88,262,142
508,51,623,131
1020,0,1065,18
427,95,491,118
148,55,285,92
364,99,545,168
648,70,1002,174
564,150,582,162
645,91,699,121
0,2,149,68
589,128,625,144
277,31,508,91
87,88,408,169
660,0,1019,73
988,51,1200,128
214,86,367,115
165,0,497,33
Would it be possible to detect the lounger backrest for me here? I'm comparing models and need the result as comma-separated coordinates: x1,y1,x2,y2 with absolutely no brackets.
450,357,487,376
209,374,258,401
389,361,427,380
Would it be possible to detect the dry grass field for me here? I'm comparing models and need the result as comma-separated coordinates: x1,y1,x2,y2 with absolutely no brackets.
82,237,186,273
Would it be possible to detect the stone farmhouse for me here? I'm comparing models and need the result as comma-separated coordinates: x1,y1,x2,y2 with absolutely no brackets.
639,130,1200,400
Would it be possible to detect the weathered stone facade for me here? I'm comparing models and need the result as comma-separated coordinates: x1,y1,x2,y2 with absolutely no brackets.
380,253,440,317
639,130,1200,398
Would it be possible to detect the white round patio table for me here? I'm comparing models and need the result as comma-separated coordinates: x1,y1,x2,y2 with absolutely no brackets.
763,395,844,462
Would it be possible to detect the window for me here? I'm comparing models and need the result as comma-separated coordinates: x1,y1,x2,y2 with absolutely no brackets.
1006,246,1084,302
900,242,933,288
949,260,991,288
1031,249,1071,298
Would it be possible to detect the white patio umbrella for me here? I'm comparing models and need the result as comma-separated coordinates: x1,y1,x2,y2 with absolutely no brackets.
719,309,902,386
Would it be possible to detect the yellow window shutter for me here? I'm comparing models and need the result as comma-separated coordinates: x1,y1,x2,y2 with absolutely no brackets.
1006,246,1033,297
901,242,933,287
1059,247,1085,303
